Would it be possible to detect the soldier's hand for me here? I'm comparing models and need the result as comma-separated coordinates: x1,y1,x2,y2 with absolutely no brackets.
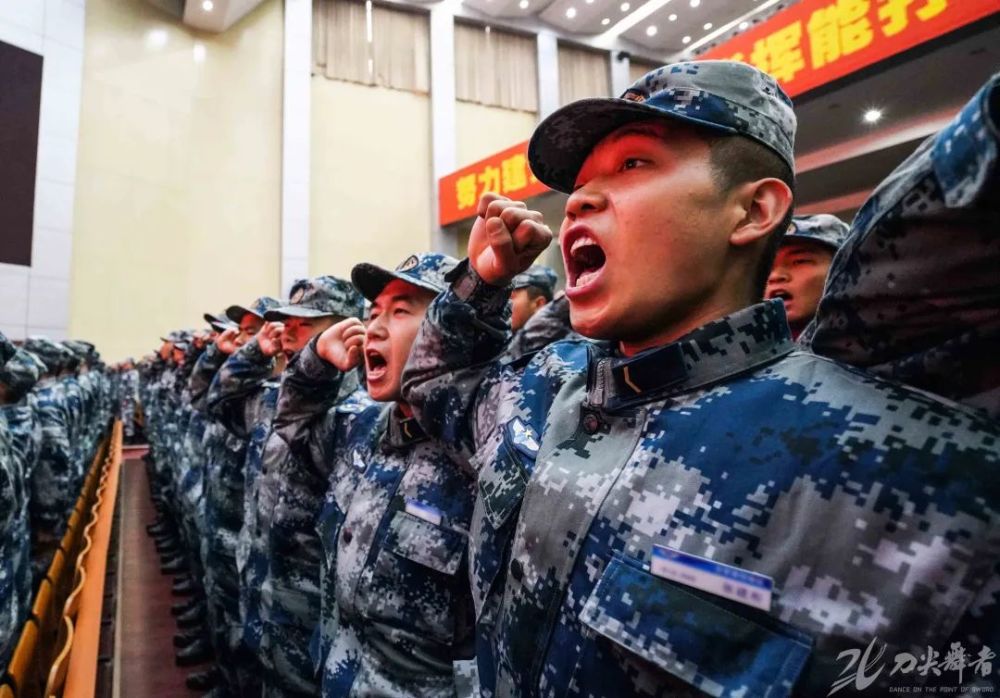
216,328,239,355
316,318,366,371
257,322,284,357
468,192,552,286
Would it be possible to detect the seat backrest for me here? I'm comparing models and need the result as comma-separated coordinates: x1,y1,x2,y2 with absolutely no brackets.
47,548,67,600
5,618,39,696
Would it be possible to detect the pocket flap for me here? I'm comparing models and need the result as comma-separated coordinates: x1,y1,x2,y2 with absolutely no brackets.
478,426,532,531
385,510,467,576
579,557,812,698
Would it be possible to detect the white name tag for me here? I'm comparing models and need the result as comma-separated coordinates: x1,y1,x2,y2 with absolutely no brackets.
650,544,773,612
405,498,443,526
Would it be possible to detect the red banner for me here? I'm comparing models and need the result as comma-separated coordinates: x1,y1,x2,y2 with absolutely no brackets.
438,141,550,226
702,0,999,98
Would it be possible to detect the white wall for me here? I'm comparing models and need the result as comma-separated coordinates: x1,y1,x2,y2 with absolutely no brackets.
0,0,86,341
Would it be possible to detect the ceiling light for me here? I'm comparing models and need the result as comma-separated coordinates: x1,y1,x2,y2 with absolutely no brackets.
863,108,883,124
146,28,168,48
703,21,712,29
668,13,677,20
685,0,783,53
620,2,630,10
586,0,595,4
201,0,213,10
601,17,610,24
566,6,577,18
519,0,529,7
690,0,700,6
646,25,657,36
682,35,691,43
739,21,749,29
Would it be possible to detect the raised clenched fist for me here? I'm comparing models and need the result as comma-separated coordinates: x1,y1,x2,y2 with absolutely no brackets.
468,192,553,286
315,318,366,372
216,328,239,355
257,321,284,358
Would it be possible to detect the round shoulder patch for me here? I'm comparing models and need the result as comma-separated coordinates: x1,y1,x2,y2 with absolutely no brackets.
290,287,306,304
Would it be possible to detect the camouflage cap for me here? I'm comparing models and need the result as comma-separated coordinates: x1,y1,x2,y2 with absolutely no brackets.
23,336,75,374
0,348,45,398
204,309,237,332
529,60,796,194
783,214,850,252
159,329,188,344
265,276,364,321
225,296,282,324
0,331,14,367
351,253,459,302
512,265,558,301
63,339,99,363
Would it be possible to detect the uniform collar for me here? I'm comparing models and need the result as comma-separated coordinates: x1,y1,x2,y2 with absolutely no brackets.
384,405,427,450
587,300,794,411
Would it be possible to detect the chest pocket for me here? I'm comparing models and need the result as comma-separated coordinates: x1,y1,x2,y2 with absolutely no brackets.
479,418,538,531
384,510,466,576
578,556,813,698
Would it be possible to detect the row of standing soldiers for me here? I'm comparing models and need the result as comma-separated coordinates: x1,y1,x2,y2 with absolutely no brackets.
127,61,1000,698
1,335,123,669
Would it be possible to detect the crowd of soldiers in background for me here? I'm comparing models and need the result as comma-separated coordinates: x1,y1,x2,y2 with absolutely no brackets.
5,60,999,698
135,262,572,696
0,335,127,668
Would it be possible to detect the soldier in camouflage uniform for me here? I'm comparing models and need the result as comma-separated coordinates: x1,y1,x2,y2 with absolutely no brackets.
764,214,849,340
272,253,478,697
1,344,45,651
0,333,21,669
509,265,557,333
402,61,1000,697
502,294,579,363
22,337,78,578
207,277,360,697
192,296,279,696
115,358,139,441
804,72,1000,418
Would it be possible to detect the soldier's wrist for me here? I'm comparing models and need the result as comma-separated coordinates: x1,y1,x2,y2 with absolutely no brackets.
447,259,511,315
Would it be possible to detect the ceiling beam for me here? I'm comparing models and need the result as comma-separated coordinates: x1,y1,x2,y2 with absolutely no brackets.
795,104,962,174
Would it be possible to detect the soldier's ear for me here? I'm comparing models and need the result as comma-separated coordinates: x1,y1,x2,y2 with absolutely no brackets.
729,178,793,249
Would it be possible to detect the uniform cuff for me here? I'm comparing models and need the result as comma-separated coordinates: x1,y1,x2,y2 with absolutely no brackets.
446,259,511,316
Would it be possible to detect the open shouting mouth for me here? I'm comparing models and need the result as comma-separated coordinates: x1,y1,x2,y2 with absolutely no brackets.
562,226,607,299
365,348,389,383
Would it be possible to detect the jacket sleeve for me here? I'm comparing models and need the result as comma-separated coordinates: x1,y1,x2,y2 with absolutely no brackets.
272,338,349,470
401,260,513,462
188,343,227,413
206,338,274,438
805,73,1000,417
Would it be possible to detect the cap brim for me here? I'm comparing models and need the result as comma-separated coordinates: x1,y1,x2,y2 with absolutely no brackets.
225,305,261,323
263,306,335,321
204,312,235,328
351,263,443,302
528,98,736,194
780,235,840,253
